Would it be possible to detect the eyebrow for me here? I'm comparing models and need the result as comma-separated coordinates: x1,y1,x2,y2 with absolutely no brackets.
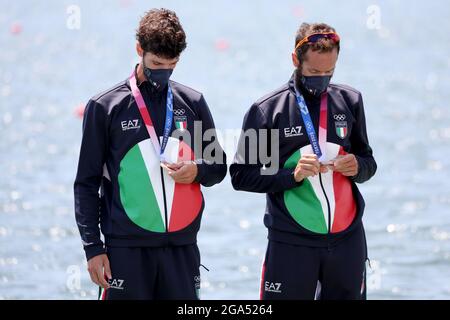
152,58,179,64
311,67,335,73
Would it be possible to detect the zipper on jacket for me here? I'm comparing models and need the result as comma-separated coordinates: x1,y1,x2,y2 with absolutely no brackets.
318,173,332,233
160,167,169,232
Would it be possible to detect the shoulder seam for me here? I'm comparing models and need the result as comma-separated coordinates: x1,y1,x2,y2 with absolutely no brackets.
170,80,203,96
254,86,290,106
329,83,361,95
91,80,129,102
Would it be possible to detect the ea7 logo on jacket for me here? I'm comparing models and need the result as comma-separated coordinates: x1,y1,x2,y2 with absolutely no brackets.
121,119,141,131
264,281,282,293
108,278,125,290
284,126,303,138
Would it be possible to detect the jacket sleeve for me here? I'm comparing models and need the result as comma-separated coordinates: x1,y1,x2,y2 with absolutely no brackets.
73,99,108,261
349,93,377,183
229,103,303,193
193,94,227,187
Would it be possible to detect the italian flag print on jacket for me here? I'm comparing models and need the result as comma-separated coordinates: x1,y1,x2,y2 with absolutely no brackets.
283,91,356,234
283,143,356,234
118,136,203,233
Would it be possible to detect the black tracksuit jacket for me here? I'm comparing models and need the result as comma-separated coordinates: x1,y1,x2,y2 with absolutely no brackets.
74,75,227,260
230,73,377,247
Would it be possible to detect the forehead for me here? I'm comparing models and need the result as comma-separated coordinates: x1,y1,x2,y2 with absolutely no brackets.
144,52,179,64
303,49,338,70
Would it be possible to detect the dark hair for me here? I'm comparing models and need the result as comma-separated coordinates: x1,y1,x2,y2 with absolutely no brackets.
295,22,340,63
136,8,187,59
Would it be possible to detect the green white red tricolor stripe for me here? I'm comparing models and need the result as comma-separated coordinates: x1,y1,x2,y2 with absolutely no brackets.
175,121,187,130
283,92,356,234
118,137,202,232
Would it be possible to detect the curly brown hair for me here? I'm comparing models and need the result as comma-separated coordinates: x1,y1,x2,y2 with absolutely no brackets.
295,23,340,63
136,8,187,59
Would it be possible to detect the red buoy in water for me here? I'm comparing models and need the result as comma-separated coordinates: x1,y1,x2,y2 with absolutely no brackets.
74,103,86,119
10,22,23,35
215,39,230,52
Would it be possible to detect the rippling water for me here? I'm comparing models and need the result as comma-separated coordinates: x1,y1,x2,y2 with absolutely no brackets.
1,0,449,299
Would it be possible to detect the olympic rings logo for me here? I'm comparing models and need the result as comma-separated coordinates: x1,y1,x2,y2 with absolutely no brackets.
173,109,185,116
334,114,346,121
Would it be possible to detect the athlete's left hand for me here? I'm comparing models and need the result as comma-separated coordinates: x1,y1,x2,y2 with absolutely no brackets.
164,161,198,184
332,154,359,177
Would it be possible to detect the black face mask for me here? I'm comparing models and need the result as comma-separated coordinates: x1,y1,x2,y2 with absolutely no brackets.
142,59,173,92
300,74,332,97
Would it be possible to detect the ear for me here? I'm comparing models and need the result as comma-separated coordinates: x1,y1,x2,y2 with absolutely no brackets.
136,42,144,57
292,52,300,68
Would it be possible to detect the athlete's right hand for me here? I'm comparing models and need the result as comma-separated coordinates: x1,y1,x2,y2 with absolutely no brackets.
294,154,322,182
87,254,111,289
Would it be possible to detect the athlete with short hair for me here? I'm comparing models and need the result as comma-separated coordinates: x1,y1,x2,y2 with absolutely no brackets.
230,22,377,300
74,8,227,300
